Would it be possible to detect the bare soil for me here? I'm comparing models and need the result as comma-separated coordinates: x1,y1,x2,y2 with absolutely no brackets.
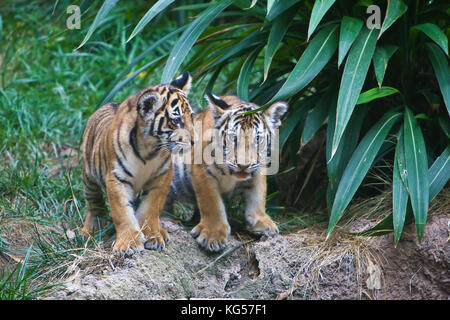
48,212,449,300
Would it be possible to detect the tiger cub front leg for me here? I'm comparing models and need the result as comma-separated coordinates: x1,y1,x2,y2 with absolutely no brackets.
105,172,144,255
136,167,173,252
244,172,279,237
191,165,230,252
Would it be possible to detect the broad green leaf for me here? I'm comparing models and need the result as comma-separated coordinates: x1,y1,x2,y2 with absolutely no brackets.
77,0,119,50
356,86,399,104
327,111,402,238
270,24,339,103
438,116,450,139
280,102,311,150
301,87,335,146
414,23,448,55
127,0,175,43
372,45,398,87
248,0,258,9
266,0,301,21
403,108,429,243
396,123,408,188
379,0,408,39
428,146,450,200
332,27,379,158
308,0,336,40
201,30,267,75
237,46,261,101
326,103,366,209
264,7,297,81
267,0,275,13
426,43,450,115
392,128,408,245
172,3,211,11
354,208,414,237
356,145,449,238
338,16,363,67
161,0,236,83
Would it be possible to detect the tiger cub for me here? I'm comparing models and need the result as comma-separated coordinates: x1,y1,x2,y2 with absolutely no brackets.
80,73,194,255
166,93,288,252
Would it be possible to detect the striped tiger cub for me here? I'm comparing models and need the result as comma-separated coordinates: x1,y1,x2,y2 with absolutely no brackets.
166,93,288,252
80,73,194,256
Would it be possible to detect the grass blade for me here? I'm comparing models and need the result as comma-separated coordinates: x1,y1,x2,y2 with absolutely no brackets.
403,107,429,243
414,23,448,55
356,86,399,105
100,56,166,106
308,0,336,40
270,24,339,103
372,45,398,87
327,110,402,238
98,27,186,107
379,0,408,39
332,27,378,158
161,0,236,83
76,0,119,50
338,16,363,67
127,0,175,43
425,42,450,114
393,128,408,245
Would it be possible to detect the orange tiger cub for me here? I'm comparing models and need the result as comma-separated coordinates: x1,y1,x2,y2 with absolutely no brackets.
80,73,193,256
166,93,288,252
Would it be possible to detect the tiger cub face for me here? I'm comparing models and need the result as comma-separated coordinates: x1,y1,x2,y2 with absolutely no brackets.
205,93,288,180
137,72,194,151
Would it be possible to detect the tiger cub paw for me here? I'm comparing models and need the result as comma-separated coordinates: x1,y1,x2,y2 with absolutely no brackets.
113,230,145,257
143,228,169,252
191,222,230,252
246,213,279,237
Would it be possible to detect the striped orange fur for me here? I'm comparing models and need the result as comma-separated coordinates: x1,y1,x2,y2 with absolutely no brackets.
166,93,288,252
80,73,194,255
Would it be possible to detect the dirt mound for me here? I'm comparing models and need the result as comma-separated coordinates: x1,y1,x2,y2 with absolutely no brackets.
49,214,449,300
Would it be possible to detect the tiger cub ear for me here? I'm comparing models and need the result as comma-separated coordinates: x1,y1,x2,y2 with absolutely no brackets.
170,72,192,95
204,92,230,122
137,91,162,121
263,101,288,129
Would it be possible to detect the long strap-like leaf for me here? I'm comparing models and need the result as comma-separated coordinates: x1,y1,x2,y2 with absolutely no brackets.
127,0,175,43
77,0,120,50
403,107,429,243
269,24,339,104
426,43,450,115
331,27,378,159
392,128,408,245
161,0,236,83
327,111,402,238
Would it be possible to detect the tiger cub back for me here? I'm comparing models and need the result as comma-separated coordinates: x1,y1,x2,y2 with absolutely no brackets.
81,73,194,255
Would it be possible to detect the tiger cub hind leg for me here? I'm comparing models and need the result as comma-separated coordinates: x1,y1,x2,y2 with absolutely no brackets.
80,179,108,238
136,166,173,252
105,172,145,256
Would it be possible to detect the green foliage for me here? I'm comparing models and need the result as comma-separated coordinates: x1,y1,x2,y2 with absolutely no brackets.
84,0,449,244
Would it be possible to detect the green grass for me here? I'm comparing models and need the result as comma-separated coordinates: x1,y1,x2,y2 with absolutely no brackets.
0,0,180,299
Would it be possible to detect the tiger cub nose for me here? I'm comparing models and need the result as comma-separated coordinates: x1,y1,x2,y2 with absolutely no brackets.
237,164,250,171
